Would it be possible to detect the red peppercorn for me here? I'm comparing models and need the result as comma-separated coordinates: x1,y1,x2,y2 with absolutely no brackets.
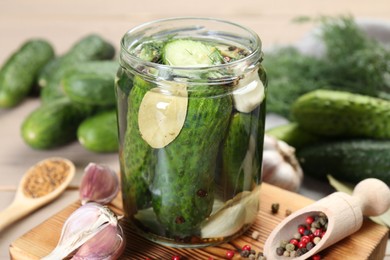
298,241,307,249
312,254,321,260
289,238,299,247
226,250,235,259
172,256,181,260
298,225,306,235
208,257,214,260
301,235,311,244
306,216,314,225
313,229,322,237
242,244,251,251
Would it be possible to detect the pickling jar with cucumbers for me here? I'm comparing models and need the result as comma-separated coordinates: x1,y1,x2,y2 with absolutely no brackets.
115,17,268,248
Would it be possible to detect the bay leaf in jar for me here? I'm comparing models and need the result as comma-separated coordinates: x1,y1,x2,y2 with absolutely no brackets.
138,81,188,148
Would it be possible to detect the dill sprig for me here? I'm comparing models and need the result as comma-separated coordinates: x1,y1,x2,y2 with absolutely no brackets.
264,15,390,118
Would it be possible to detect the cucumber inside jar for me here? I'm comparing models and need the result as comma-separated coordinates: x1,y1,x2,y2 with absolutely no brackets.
117,37,266,245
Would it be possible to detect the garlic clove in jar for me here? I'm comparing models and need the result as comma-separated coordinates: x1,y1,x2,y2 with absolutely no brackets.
72,223,125,260
42,202,118,260
262,135,303,191
232,69,265,113
80,163,120,205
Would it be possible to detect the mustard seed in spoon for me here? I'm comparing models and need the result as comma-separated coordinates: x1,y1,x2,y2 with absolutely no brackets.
0,157,75,231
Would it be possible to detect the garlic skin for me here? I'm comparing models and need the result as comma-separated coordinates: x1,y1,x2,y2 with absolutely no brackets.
72,224,125,260
262,135,303,191
80,163,120,205
42,203,118,260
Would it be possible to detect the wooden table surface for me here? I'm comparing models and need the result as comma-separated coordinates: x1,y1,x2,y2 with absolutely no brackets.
0,0,390,259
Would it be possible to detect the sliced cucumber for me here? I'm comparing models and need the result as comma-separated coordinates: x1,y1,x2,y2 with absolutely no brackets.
162,39,223,66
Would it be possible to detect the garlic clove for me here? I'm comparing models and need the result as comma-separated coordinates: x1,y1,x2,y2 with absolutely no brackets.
80,163,120,205
232,69,265,113
262,135,304,192
72,223,125,260
201,186,261,238
42,203,118,260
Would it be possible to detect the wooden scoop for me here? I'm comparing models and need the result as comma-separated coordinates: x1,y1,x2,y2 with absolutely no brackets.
0,157,75,232
264,178,390,259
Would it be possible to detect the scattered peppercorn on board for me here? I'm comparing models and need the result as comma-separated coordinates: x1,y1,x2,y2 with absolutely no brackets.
9,183,389,259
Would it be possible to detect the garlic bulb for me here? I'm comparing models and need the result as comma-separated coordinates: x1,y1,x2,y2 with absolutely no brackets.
262,135,303,191
80,163,120,205
72,224,125,260
42,203,118,260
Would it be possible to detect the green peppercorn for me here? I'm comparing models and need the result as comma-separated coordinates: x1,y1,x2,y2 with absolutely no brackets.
293,232,301,239
311,220,321,229
319,217,327,226
313,236,321,245
285,243,295,252
280,240,288,248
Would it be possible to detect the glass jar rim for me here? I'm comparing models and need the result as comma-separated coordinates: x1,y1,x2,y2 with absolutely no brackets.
119,17,262,72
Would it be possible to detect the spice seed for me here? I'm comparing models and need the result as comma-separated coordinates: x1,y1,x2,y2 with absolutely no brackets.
251,230,260,240
271,203,280,214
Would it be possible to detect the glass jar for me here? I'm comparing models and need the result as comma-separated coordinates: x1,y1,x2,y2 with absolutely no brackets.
115,17,267,248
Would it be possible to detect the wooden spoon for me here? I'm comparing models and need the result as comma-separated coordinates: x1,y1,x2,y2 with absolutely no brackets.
263,178,390,259
0,157,75,232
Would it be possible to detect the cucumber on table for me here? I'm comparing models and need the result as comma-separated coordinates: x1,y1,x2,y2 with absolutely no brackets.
292,89,390,139
77,109,118,153
0,39,54,108
21,98,95,149
62,61,118,106
297,139,390,185
266,122,321,149
39,34,115,103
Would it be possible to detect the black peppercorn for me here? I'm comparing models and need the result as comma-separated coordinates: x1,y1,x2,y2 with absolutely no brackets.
276,247,285,256
271,203,280,214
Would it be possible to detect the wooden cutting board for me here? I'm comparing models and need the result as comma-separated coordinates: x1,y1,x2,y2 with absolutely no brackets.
9,183,389,259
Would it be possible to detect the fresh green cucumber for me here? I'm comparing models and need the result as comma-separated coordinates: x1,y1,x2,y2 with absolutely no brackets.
121,76,156,213
0,39,54,108
62,61,117,106
266,122,321,149
162,39,223,66
77,109,118,153
292,90,390,139
221,112,254,197
21,98,95,149
297,139,390,185
39,34,115,103
151,84,232,238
